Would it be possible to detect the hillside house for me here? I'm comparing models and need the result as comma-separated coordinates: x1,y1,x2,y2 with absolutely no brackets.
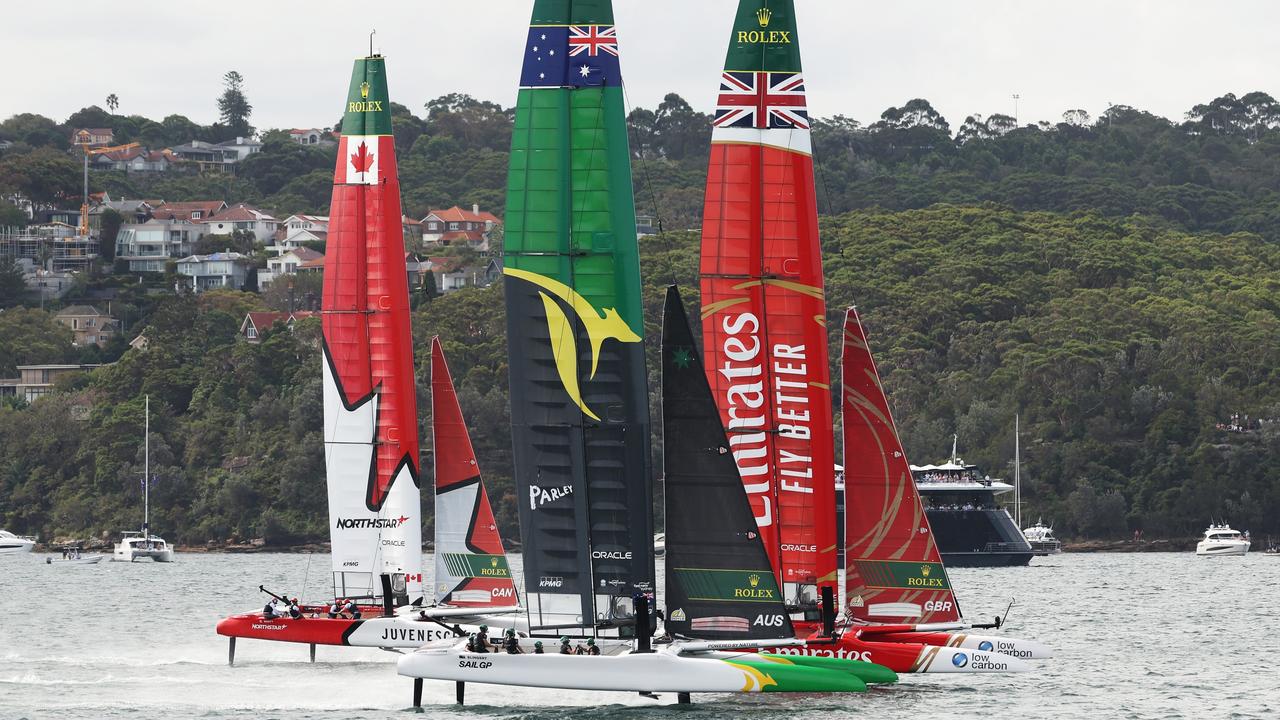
175,251,254,292
289,128,332,146
215,137,263,162
151,201,227,223
71,128,114,147
239,311,318,342
258,247,324,289
115,218,206,272
55,305,118,348
420,205,500,250
201,204,278,244
0,364,103,404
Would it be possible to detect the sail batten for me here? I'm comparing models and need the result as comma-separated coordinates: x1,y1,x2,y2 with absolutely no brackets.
699,0,836,608
321,56,422,602
505,0,654,636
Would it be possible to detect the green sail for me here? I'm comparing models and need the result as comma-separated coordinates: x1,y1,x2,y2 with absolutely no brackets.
504,0,654,636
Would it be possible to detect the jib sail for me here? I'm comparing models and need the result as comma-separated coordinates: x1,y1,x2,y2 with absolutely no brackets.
321,55,423,603
841,308,960,623
663,286,795,641
503,0,655,635
698,0,837,611
430,338,520,608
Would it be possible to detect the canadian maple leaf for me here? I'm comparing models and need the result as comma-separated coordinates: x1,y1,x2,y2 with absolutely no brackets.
350,141,375,174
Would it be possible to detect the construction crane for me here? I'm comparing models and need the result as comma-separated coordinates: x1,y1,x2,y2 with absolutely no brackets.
75,141,141,236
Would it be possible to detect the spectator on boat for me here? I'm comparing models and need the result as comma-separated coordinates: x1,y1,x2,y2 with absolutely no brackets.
533,641,544,654
586,638,600,656
559,636,572,654
503,629,522,654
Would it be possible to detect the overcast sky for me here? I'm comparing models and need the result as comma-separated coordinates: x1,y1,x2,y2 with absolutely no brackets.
4,1,1278,131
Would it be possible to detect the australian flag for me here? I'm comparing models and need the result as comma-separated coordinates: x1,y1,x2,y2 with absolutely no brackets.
519,25,621,88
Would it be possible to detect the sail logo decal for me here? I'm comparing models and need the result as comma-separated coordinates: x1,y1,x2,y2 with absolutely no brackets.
673,567,782,603
335,515,409,530
854,560,950,590
441,552,510,578
504,267,640,421
529,483,573,510
338,135,381,185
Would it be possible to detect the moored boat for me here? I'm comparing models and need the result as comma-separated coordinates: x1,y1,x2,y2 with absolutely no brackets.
911,448,1034,568
47,546,104,565
1023,521,1062,555
1195,524,1250,556
0,530,37,555
113,396,175,563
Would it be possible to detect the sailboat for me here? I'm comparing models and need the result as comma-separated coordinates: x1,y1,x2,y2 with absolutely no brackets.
113,395,174,562
218,55,512,661
396,1,887,700
397,287,891,701
816,309,1049,664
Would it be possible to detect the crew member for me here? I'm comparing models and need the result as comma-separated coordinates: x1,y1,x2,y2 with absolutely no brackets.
288,598,303,619
533,641,544,655
586,638,600,656
263,600,277,619
328,600,341,619
474,625,491,653
343,599,361,619
574,642,585,656
503,629,522,654
558,636,572,655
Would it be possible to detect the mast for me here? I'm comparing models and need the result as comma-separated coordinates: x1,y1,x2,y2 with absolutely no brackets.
143,394,149,538
321,54,423,604
1014,414,1021,529
699,0,836,610
663,286,794,642
504,0,654,637
841,309,961,624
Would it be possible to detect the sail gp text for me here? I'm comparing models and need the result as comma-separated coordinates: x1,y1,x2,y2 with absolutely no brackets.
718,312,815,526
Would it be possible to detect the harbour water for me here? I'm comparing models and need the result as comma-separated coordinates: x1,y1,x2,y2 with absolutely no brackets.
1,552,1276,719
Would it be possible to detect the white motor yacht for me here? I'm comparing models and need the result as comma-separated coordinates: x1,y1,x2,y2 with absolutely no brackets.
0,530,37,554
1023,520,1062,555
114,532,175,562
1195,524,1250,556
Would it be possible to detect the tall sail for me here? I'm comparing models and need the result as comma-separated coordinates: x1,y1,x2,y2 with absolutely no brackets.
698,0,836,609
663,286,794,641
430,338,519,608
321,55,423,602
503,0,654,635
841,309,960,624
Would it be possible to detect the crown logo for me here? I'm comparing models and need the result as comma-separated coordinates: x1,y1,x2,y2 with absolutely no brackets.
490,557,499,567
748,574,760,587
921,565,931,577
360,81,370,99
756,7,771,27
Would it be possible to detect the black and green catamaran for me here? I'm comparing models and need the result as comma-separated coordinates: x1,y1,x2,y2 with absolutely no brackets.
502,0,655,637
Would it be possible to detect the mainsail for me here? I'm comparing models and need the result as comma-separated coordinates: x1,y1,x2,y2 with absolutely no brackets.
503,0,655,635
841,308,960,624
698,0,836,609
663,286,795,642
321,55,423,602
430,338,519,608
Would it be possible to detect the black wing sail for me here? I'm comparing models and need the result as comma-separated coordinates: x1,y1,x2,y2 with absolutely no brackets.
662,286,795,641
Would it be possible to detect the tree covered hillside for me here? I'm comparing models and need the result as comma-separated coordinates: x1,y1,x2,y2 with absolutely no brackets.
1,207,1277,545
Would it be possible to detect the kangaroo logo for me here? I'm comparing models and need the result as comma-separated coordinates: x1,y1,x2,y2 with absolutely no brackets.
504,267,641,421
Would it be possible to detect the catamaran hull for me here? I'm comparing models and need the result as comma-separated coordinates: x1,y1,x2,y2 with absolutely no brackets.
398,645,868,693
764,633,1030,673
859,630,1052,660
216,612,470,648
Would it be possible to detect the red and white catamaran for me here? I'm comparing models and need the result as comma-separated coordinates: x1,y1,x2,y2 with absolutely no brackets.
216,55,518,662
697,0,1045,673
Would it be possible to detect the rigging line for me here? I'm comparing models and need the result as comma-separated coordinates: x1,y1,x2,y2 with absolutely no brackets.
621,81,672,284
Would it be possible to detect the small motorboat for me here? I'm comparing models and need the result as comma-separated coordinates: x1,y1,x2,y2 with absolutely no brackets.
1195,524,1250,556
0,529,37,555
47,546,104,565
653,532,665,557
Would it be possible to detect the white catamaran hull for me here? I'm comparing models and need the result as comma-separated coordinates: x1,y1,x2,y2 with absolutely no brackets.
929,633,1051,660
399,643,846,694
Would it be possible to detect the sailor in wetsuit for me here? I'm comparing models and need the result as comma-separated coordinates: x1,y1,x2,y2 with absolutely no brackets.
503,629,523,654
559,636,572,654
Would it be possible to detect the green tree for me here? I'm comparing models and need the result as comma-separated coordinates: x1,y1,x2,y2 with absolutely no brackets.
106,94,119,115
217,71,254,138
0,256,27,308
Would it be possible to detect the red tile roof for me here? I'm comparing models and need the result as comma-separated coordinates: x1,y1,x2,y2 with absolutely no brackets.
204,204,276,223
152,201,227,221
425,206,501,224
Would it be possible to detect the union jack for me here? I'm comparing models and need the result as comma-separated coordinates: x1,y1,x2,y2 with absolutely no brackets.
568,25,618,57
714,71,809,130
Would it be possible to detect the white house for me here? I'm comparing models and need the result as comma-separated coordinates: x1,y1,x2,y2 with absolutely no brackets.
269,214,329,254
176,251,254,292
258,247,324,289
115,219,207,272
289,128,332,146
215,137,263,162
201,204,279,245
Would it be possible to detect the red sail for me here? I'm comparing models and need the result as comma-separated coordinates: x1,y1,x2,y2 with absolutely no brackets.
430,338,518,607
841,309,960,624
699,0,836,606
